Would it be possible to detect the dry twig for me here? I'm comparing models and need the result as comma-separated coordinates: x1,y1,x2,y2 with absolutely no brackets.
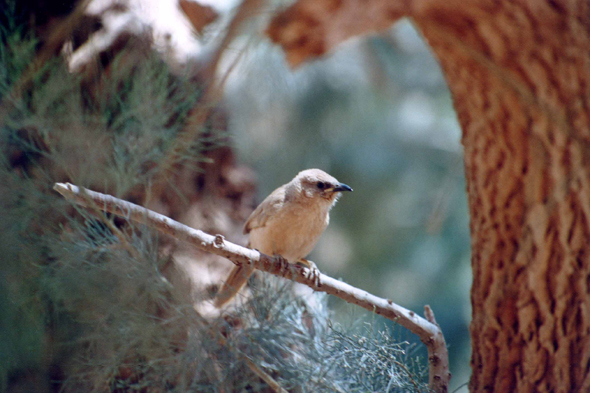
53,182,450,393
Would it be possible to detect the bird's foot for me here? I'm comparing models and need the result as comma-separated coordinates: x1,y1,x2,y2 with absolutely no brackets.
297,258,321,287
274,254,292,277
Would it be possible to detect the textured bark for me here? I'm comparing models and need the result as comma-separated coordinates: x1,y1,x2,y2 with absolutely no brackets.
268,1,590,392
418,3,590,392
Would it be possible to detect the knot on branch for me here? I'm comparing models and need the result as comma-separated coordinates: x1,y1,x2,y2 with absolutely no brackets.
213,234,225,248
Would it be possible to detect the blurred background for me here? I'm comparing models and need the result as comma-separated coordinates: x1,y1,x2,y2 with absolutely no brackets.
1,0,472,390
224,17,472,390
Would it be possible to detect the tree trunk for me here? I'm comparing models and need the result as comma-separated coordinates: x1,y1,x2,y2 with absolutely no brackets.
267,0,590,391
415,3,590,391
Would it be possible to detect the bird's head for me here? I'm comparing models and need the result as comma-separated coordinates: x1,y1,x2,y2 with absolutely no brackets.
291,168,353,203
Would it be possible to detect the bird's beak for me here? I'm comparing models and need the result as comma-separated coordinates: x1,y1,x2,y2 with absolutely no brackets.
332,183,353,192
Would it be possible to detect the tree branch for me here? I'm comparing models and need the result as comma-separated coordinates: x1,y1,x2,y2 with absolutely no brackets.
53,182,450,393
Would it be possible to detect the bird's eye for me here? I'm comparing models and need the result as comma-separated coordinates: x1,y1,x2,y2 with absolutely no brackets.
316,181,326,190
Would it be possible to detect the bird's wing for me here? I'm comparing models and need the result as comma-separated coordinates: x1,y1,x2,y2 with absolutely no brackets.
243,186,286,234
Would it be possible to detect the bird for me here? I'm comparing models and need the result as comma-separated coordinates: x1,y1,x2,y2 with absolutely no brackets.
214,168,352,307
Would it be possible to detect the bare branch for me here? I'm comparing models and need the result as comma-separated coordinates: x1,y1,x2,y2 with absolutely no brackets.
266,0,408,67
53,182,450,393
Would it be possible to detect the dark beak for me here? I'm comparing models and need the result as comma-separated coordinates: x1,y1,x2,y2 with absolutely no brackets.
333,183,353,192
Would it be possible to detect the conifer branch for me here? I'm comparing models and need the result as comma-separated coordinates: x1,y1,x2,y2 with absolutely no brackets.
53,182,450,393
0,0,92,124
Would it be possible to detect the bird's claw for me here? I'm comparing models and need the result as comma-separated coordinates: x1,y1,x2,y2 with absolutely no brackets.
306,266,321,287
274,254,292,277
298,259,321,287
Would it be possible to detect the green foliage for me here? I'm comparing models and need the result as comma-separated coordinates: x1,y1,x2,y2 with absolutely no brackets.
0,13,204,391
0,9,429,393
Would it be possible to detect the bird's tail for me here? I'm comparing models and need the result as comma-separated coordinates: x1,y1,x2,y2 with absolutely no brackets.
214,264,256,307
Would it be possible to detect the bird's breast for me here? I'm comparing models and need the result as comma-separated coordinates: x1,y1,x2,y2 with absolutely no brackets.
248,202,330,262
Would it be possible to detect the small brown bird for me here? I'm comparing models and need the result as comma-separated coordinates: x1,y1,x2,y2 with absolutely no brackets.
214,169,352,307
